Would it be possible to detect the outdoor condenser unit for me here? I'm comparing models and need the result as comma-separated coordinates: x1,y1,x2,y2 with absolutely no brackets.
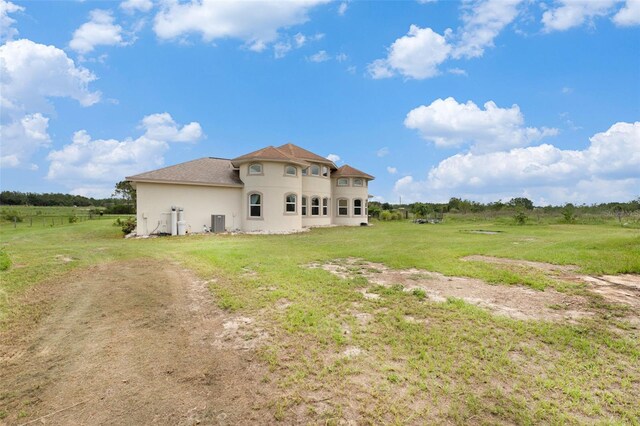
211,215,225,233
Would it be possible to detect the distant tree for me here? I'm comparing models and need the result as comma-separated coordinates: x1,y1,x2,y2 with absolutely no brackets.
561,203,576,223
112,180,136,205
508,197,534,210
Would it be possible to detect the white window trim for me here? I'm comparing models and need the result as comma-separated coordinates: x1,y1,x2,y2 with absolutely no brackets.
353,178,363,187
337,178,349,187
301,196,308,216
353,198,363,216
248,191,263,220
311,196,320,216
322,197,329,216
337,198,349,216
248,163,263,176
284,165,297,177
310,164,320,176
284,193,297,214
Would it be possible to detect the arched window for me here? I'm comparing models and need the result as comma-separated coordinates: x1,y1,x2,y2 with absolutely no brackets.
248,192,262,218
285,193,297,213
248,163,263,175
353,178,363,187
337,198,348,216
311,197,320,216
301,196,308,216
310,165,320,176
322,197,329,216
353,199,363,216
285,165,297,176
302,167,308,176
337,178,349,187
322,166,329,177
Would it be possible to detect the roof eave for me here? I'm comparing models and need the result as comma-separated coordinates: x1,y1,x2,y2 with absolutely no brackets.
125,177,244,188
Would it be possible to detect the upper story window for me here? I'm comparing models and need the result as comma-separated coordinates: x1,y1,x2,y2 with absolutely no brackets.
249,193,262,218
301,196,308,216
248,163,263,175
310,165,320,176
322,166,329,177
322,197,329,216
285,193,297,213
311,197,320,216
285,165,297,176
353,199,363,216
337,178,349,187
353,178,363,187
302,167,308,176
337,198,348,216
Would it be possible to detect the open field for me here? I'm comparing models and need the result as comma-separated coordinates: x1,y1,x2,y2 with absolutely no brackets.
1,219,639,424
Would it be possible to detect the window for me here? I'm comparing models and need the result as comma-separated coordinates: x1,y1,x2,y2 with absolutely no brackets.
285,193,297,213
338,199,348,216
365,200,368,217
249,193,262,218
322,166,329,177
322,197,329,216
337,178,349,187
354,199,363,216
248,163,262,175
285,165,297,176
353,178,363,187
302,196,308,216
310,165,320,176
302,167,308,176
311,197,320,216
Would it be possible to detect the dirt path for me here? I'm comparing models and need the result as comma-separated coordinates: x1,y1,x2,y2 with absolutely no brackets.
0,260,271,425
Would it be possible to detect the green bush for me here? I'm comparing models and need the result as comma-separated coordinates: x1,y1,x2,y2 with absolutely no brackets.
513,211,528,225
1,209,24,222
114,217,136,235
380,210,403,221
0,249,11,271
105,204,135,214
68,215,79,224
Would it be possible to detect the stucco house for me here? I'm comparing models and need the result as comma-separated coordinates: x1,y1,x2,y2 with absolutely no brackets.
126,143,374,235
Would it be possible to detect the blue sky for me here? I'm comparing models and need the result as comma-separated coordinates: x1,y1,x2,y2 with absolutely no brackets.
1,0,638,205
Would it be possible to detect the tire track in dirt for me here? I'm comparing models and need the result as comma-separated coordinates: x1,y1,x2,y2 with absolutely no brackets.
0,259,272,425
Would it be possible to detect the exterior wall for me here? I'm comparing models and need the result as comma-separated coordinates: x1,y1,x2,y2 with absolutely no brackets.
135,182,242,235
239,162,303,232
301,170,332,227
332,178,370,226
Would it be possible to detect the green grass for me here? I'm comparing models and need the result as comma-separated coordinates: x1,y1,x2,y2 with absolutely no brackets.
1,219,639,423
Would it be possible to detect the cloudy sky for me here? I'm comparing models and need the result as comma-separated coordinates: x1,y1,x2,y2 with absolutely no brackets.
1,0,638,205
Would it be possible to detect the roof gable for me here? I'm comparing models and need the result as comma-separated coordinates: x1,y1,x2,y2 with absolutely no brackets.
231,145,309,167
277,143,336,166
332,164,375,180
126,157,243,187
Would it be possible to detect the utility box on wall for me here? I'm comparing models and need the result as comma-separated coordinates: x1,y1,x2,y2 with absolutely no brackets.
211,215,225,233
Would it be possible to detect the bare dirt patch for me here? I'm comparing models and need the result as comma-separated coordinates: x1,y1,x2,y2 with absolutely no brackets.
0,259,274,425
463,255,640,310
310,258,593,321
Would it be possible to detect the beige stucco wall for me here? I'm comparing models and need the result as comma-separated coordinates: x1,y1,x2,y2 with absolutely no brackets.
135,182,242,235
332,178,370,226
239,162,303,232
301,172,332,227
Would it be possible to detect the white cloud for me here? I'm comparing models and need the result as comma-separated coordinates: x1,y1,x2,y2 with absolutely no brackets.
561,86,573,94
404,97,558,153
394,122,640,205
69,9,125,54
309,50,330,62
326,153,341,162
46,113,203,197
140,112,203,142
0,0,23,42
0,39,100,168
448,67,467,76
335,52,348,62
153,0,329,51
338,2,348,15
387,166,398,174
273,32,322,59
367,25,451,80
452,0,523,59
541,0,619,32
613,0,640,26
0,113,50,169
376,147,390,157
0,39,100,111
120,0,153,14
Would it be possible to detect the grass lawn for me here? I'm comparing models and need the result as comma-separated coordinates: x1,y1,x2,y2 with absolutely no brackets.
1,219,639,423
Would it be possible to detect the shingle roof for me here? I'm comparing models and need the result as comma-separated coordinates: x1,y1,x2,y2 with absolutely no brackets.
277,143,336,166
231,146,309,167
332,164,375,180
126,157,243,187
